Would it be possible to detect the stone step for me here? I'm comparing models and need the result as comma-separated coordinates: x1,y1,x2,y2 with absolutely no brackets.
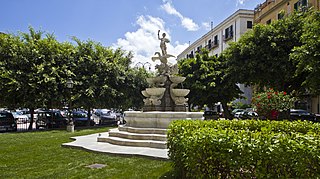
118,125,167,135
98,134,167,149
108,128,167,141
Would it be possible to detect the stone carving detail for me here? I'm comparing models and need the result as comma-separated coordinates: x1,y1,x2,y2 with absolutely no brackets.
142,88,165,106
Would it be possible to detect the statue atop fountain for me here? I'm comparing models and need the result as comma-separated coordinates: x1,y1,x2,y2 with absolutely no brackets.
142,30,189,112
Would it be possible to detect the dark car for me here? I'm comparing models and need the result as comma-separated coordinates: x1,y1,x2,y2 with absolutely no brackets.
290,109,317,122
36,110,68,129
73,111,95,127
93,109,118,125
203,110,219,120
0,111,17,132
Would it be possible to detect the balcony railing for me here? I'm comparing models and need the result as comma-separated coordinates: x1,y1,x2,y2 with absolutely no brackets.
224,33,233,41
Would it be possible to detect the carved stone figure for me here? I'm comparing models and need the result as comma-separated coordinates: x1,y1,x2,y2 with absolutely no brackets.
158,30,170,56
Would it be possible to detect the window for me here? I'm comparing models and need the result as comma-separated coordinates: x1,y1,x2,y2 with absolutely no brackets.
213,35,218,45
196,46,202,53
247,21,253,29
278,11,285,20
207,39,212,49
301,0,308,6
294,2,299,10
266,19,272,25
190,51,194,58
224,25,233,40
294,0,308,11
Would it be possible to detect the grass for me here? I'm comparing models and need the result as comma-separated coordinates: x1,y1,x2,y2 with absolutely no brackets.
0,128,175,179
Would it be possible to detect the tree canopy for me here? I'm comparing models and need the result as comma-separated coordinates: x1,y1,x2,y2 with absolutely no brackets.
178,49,243,119
0,27,149,114
223,10,310,94
291,10,320,94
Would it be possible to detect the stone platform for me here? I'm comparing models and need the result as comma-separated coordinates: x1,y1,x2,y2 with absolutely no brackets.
63,111,203,159
97,111,202,151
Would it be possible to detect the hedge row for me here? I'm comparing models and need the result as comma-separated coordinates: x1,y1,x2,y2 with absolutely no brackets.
167,120,320,178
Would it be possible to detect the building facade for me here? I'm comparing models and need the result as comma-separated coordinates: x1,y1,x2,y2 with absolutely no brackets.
177,9,254,60
254,0,320,24
177,9,254,107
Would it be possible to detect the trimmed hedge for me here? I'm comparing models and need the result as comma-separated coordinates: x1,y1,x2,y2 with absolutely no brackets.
167,120,320,178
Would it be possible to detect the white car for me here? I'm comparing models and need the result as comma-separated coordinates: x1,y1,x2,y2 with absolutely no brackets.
12,111,29,124
234,111,243,119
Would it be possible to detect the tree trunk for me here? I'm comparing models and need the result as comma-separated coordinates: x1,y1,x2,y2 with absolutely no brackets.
28,108,34,130
87,107,91,126
221,101,232,120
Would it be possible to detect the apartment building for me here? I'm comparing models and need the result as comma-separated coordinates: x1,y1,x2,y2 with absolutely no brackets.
177,9,254,60
254,0,320,24
177,9,254,108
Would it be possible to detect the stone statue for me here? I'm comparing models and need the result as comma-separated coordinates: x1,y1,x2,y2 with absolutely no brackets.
153,30,175,75
158,30,170,56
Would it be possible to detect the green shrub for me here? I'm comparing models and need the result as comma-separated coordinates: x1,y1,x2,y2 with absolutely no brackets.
167,120,320,178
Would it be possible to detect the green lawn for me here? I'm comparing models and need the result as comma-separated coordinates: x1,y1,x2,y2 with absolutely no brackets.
0,128,174,179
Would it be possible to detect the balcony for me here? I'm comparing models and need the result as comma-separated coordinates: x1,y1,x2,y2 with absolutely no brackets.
223,33,233,42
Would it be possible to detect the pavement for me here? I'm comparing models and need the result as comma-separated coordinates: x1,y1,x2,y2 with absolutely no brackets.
62,131,169,160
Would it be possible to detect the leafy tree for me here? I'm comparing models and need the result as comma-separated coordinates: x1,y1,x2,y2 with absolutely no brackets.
178,50,242,119
70,38,147,124
117,67,151,110
223,11,307,93
0,27,148,127
0,27,74,129
291,10,320,94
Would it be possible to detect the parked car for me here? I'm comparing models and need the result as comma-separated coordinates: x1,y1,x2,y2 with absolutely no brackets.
203,110,219,120
234,111,259,119
16,109,31,120
115,111,125,124
232,109,245,116
93,109,118,125
73,111,95,127
12,111,29,124
36,110,68,129
0,111,17,132
290,109,317,122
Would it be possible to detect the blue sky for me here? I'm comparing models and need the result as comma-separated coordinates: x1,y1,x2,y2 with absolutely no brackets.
1,0,262,68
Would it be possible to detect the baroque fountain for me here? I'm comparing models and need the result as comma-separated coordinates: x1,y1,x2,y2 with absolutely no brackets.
97,30,202,153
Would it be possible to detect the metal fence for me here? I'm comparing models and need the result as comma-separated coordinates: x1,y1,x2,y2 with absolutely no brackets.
16,119,35,131
11,118,118,133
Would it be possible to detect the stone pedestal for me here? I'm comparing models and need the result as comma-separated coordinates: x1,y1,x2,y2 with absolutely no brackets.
67,125,74,132
124,111,203,129
97,111,203,150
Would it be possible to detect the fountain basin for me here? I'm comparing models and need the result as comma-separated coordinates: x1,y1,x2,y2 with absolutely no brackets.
146,76,167,85
141,90,150,97
145,88,166,96
169,76,186,84
171,89,190,97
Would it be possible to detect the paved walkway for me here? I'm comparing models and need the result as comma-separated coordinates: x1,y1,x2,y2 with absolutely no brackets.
62,131,169,160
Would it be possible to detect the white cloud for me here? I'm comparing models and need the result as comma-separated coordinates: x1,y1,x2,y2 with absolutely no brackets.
161,1,199,31
113,15,188,70
236,0,248,6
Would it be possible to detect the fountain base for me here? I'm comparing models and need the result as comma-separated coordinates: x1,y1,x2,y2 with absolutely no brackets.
124,111,203,129
143,105,187,112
